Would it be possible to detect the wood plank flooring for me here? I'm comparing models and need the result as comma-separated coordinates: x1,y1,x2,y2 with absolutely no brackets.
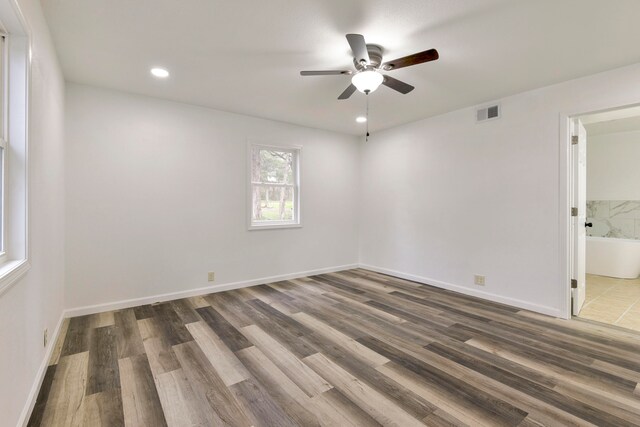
28,269,640,426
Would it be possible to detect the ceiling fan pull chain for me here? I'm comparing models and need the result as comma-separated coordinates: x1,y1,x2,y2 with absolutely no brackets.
366,93,370,141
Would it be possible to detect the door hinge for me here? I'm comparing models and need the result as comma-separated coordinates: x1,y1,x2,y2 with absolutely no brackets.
571,279,577,288
571,207,578,217
571,135,579,145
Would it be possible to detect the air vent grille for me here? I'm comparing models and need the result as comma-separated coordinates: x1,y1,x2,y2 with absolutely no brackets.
476,104,500,122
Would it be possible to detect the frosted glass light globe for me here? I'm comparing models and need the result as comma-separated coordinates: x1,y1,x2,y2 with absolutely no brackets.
351,70,383,93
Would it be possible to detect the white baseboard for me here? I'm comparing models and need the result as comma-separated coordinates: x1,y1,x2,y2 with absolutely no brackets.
65,262,564,319
64,264,359,318
359,264,564,318
17,312,66,427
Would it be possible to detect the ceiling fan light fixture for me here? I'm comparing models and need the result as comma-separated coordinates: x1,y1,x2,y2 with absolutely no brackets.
351,70,383,94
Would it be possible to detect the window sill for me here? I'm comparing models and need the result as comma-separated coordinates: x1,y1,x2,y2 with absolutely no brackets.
0,259,30,296
248,222,302,231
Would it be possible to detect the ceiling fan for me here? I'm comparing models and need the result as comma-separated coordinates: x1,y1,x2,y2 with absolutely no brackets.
300,34,439,100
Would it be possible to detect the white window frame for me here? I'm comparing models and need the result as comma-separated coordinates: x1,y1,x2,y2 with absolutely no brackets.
0,32,7,263
0,0,30,296
247,143,302,230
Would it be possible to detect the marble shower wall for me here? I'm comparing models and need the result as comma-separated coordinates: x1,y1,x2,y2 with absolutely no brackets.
587,200,640,239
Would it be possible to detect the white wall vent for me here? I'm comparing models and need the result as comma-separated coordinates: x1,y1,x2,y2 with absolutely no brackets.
476,104,500,123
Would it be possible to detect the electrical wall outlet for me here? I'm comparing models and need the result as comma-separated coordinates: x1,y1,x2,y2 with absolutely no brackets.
43,328,48,347
474,275,486,286
208,272,215,282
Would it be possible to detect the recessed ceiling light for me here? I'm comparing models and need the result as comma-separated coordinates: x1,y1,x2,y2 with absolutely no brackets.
150,67,170,78
356,116,367,123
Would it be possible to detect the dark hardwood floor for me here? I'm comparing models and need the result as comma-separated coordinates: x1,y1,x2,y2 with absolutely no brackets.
28,269,640,426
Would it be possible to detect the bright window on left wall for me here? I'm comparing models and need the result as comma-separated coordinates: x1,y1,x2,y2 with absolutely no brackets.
249,145,301,229
0,33,6,257
0,3,31,294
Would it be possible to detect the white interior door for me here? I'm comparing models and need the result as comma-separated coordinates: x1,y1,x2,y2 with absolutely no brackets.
571,118,587,316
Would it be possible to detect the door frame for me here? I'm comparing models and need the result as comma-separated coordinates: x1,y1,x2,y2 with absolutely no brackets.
560,101,640,319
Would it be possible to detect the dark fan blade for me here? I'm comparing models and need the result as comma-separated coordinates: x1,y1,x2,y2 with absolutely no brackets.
300,70,353,76
346,34,370,65
382,75,414,94
338,84,357,100
381,48,439,71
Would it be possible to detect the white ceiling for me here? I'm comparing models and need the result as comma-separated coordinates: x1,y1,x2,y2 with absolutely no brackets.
41,0,640,135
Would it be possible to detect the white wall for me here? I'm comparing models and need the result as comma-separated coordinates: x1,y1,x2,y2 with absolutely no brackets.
587,130,640,200
0,0,65,425
359,62,640,317
65,84,360,310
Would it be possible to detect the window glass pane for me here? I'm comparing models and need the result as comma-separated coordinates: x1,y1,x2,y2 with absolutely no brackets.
258,149,294,184
250,146,261,184
0,147,4,251
0,36,4,139
253,186,294,221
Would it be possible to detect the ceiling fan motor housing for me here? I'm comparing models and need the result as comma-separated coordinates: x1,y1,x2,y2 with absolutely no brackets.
354,44,384,70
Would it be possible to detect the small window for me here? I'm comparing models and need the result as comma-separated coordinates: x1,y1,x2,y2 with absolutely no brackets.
249,145,301,229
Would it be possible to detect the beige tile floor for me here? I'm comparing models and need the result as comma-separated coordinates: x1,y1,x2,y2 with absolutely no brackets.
577,274,640,331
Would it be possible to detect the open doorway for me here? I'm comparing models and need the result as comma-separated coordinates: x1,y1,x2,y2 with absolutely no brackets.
570,106,640,331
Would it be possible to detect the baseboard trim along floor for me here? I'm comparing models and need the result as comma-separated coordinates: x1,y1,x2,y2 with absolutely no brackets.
360,264,565,318
65,263,564,320
17,313,66,427
64,264,359,318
